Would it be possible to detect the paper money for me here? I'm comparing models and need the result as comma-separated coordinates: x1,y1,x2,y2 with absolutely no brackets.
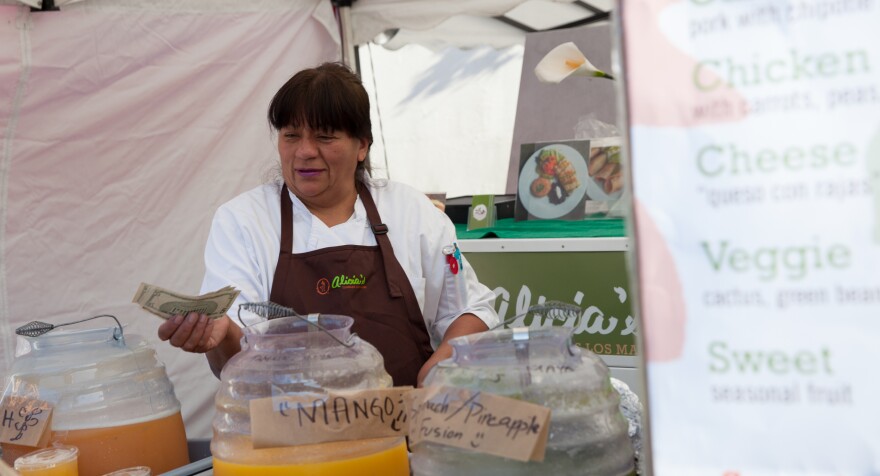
132,282,240,320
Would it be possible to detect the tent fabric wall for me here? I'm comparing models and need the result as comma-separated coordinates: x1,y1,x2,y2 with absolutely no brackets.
0,0,339,438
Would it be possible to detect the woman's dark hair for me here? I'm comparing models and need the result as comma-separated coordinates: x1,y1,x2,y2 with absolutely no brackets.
268,62,373,179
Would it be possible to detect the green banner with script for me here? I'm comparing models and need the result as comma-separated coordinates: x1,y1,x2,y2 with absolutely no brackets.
465,251,637,357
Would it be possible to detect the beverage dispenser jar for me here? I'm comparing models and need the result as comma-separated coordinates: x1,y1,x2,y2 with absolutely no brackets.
412,326,635,476
0,317,190,476
211,313,409,475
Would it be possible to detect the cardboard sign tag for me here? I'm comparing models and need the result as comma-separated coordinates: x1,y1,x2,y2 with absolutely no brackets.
250,387,412,449
408,385,551,462
0,397,53,448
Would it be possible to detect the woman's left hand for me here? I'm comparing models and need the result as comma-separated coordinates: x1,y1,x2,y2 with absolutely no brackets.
416,313,489,387
417,345,452,386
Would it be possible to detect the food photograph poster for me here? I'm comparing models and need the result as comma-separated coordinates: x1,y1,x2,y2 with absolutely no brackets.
516,139,626,221
620,0,880,474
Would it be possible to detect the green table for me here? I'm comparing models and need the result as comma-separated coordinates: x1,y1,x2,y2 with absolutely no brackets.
454,217,626,239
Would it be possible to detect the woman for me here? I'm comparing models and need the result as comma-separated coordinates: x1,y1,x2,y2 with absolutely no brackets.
158,62,498,386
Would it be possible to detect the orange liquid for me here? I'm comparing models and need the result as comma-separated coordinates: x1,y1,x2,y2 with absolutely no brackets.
15,458,78,476
13,447,79,476
212,440,409,476
2,412,188,476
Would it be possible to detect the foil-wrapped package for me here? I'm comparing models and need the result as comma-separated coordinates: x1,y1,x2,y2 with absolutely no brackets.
611,377,644,474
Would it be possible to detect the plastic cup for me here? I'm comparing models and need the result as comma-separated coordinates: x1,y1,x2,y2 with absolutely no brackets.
101,467,152,476
13,446,79,476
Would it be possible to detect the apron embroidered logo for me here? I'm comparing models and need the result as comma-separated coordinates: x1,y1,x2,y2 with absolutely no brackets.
331,274,368,289
316,278,330,295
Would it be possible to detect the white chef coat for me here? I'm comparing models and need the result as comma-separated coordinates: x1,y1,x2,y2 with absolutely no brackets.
200,178,499,348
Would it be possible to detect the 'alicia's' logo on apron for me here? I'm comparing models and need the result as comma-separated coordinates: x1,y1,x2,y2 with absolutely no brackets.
316,278,330,295
316,274,368,295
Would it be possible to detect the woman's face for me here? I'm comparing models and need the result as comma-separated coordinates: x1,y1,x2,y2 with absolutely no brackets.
278,125,368,207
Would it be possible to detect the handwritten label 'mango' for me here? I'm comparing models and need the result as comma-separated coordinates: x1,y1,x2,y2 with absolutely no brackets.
250,387,411,449
408,385,551,462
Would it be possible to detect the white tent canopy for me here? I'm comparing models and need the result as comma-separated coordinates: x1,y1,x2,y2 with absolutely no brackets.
3,0,611,49
348,0,611,48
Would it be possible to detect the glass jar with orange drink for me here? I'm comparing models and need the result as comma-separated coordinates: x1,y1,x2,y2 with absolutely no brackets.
211,313,409,476
1,318,189,476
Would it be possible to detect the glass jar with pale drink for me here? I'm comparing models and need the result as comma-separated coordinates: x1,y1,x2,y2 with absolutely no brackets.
412,326,635,476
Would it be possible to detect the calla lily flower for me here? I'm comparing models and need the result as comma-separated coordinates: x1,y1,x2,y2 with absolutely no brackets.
534,42,614,83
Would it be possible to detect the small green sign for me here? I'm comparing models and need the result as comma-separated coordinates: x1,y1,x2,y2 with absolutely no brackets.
467,194,496,231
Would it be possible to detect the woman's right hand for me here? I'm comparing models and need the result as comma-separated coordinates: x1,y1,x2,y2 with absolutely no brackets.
157,312,231,353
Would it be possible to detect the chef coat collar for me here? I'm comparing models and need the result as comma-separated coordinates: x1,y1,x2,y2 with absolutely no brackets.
286,187,366,225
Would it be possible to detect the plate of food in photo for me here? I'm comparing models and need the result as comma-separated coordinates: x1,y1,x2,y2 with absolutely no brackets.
584,145,624,201
517,144,588,219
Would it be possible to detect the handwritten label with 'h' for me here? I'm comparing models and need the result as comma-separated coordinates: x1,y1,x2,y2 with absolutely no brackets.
408,385,551,462
0,397,53,448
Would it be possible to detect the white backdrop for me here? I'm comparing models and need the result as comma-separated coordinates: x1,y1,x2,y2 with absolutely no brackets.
361,42,523,197
0,0,340,438
622,0,880,472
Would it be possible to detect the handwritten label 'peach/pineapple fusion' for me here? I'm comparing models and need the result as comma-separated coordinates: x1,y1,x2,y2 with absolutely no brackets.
408,385,551,462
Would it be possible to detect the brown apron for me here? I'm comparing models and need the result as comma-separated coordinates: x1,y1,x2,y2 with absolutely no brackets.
269,184,433,386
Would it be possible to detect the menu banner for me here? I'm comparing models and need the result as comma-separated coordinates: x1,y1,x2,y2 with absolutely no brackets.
620,0,880,473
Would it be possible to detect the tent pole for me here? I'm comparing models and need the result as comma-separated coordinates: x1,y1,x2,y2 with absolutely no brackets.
337,3,358,74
